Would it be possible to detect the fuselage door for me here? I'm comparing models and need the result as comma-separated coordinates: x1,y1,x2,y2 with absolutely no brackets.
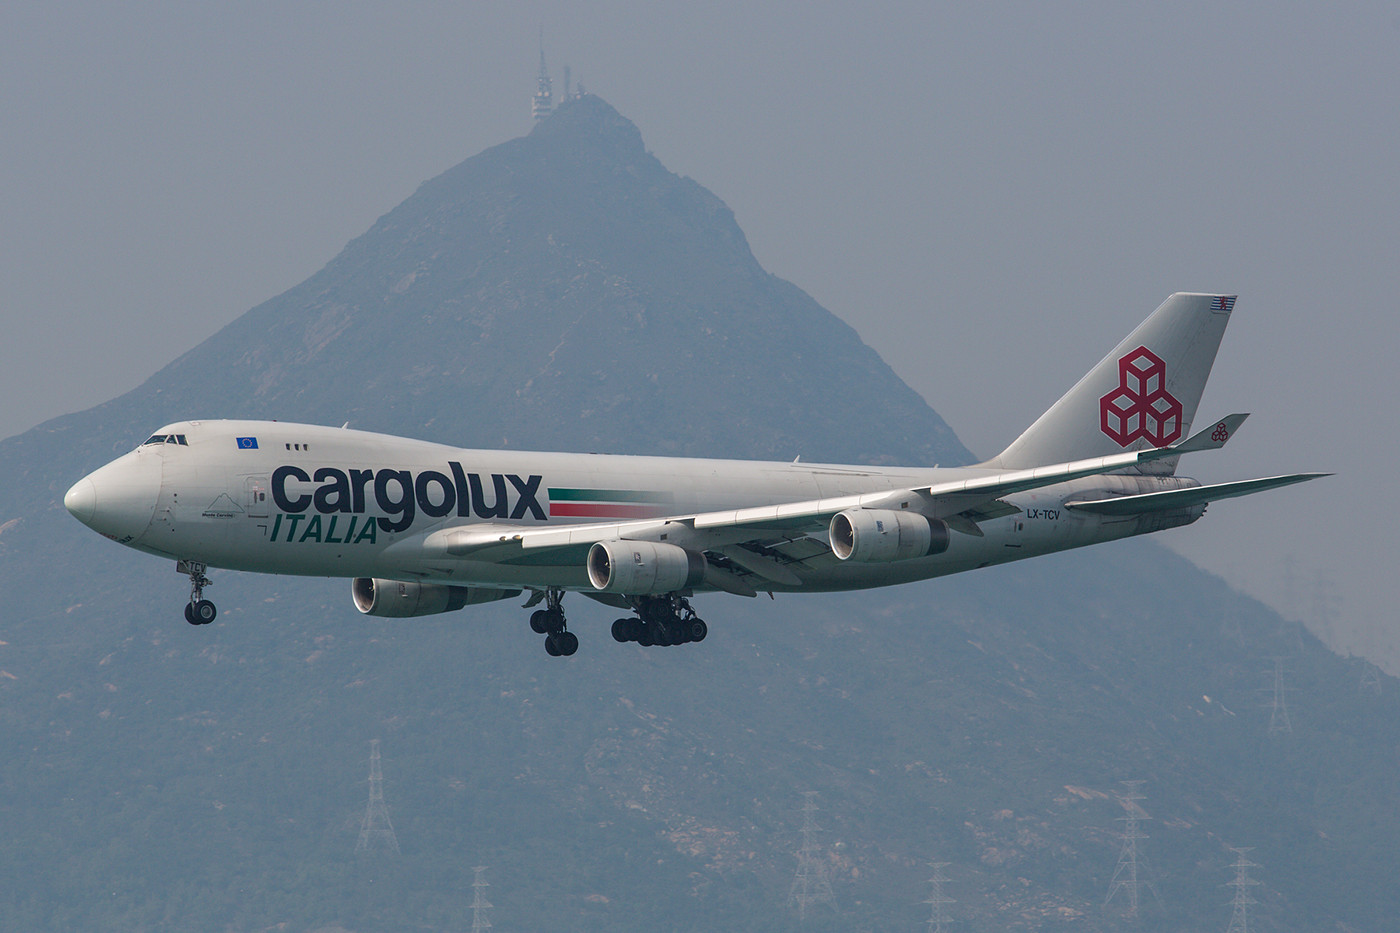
245,475,271,518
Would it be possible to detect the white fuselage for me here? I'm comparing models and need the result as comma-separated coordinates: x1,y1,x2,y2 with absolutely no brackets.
69,419,1202,594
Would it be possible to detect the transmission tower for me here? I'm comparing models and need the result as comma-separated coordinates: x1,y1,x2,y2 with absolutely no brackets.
787,791,837,919
1359,660,1383,697
470,865,493,933
1104,780,1159,917
1281,553,1300,617
1224,847,1261,933
921,861,955,933
1264,656,1293,735
1275,556,1306,651
1309,570,1342,645
354,739,401,855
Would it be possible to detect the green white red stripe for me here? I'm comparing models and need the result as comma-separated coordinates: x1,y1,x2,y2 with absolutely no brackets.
547,487,673,519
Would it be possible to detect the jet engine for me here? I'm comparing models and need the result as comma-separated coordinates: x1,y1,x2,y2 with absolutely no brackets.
828,509,951,562
351,578,520,617
587,540,706,594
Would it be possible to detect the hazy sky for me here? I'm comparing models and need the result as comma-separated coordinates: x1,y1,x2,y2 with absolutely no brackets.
3,3,1392,664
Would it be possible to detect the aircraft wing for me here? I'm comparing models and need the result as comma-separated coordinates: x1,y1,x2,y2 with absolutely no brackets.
682,413,1251,535
1064,473,1330,515
410,414,1254,564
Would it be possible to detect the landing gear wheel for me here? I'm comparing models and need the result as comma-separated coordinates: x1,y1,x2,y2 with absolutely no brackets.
179,560,215,626
184,600,215,625
620,594,708,647
532,589,576,656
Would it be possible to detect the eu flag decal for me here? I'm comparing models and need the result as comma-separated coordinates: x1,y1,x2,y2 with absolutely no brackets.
236,437,259,450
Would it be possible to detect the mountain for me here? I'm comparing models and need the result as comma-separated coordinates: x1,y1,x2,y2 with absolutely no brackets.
0,95,1395,933
100,93,966,467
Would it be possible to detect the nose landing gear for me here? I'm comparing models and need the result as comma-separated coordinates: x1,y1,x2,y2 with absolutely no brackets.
178,559,217,626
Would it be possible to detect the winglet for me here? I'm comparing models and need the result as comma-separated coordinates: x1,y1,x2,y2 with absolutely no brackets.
1172,413,1248,454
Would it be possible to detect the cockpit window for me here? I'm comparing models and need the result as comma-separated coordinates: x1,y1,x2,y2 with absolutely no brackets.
141,434,189,447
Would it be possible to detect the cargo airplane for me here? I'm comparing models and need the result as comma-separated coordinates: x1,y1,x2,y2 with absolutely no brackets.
65,294,1324,656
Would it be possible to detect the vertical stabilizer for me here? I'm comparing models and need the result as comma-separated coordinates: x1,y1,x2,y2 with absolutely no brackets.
988,293,1235,472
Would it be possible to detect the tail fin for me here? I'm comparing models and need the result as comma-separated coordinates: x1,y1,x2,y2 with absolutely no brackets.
988,293,1235,472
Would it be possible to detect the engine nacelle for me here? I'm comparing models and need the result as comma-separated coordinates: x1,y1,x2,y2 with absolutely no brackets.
351,578,520,617
828,509,950,562
587,540,706,594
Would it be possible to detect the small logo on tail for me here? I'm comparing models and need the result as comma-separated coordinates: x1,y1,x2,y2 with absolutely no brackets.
1099,347,1183,447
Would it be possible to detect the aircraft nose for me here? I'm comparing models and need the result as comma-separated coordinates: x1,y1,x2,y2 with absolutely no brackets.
65,451,162,541
64,477,97,523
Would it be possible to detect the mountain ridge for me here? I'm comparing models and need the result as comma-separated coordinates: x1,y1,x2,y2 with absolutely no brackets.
74,94,968,468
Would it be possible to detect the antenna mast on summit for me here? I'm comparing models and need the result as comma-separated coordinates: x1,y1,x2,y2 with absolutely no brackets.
532,26,553,121
354,739,400,855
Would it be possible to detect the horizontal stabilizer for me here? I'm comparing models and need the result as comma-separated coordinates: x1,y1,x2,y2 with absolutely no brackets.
1172,413,1248,453
1064,473,1330,516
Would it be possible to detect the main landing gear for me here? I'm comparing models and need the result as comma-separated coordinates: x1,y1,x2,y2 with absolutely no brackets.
611,595,708,648
528,588,578,657
524,591,709,656
179,559,217,626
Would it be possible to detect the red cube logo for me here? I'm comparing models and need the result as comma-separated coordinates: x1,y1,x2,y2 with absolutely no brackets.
1099,346,1183,447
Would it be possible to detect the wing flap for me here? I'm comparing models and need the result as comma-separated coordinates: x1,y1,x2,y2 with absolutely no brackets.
714,545,805,586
